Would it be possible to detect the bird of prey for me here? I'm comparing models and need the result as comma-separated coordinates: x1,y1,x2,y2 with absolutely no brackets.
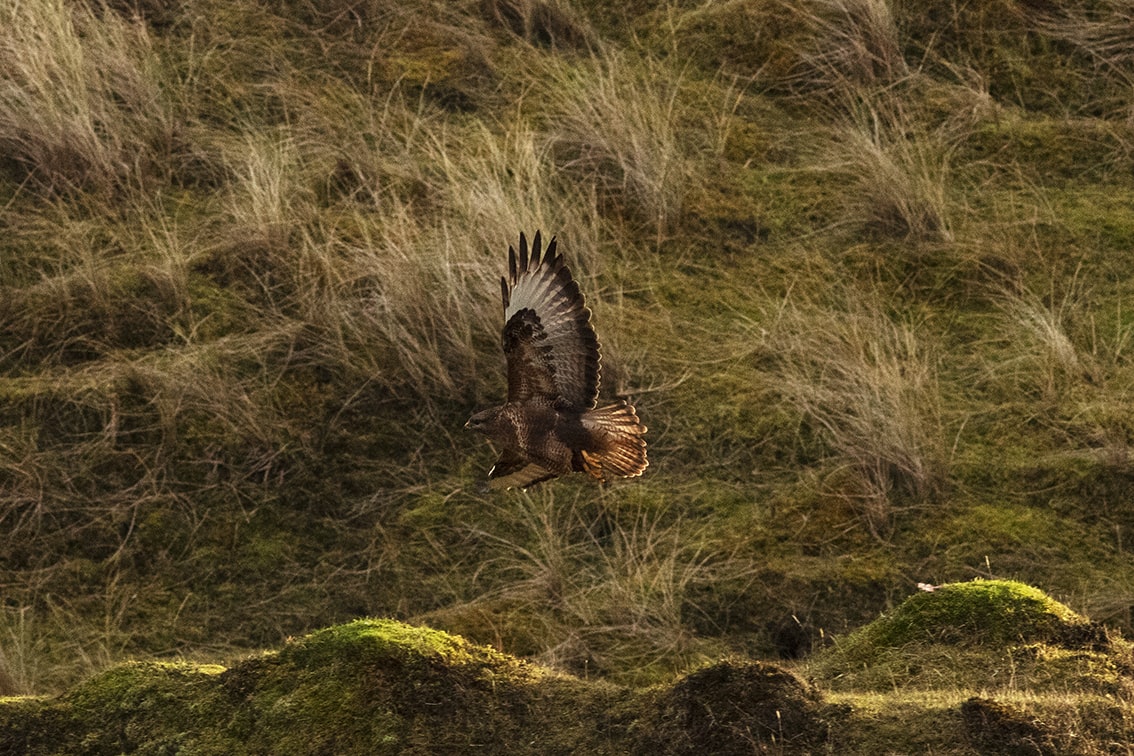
466,231,648,489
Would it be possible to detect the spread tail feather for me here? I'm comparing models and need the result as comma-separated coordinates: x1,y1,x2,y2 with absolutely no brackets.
579,401,648,482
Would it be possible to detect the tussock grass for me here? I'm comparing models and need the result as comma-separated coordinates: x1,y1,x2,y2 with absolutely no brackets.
794,0,909,93
1035,0,1134,118
0,0,173,195
428,487,739,683
200,84,619,408
0,606,35,695
483,0,596,49
994,284,1097,404
536,52,690,236
670,0,908,98
1037,1,1134,70
756,288,945,534
435,122,607,266
984,268,1134,472
818,92,955,241
308,210,502,401
225,133,310,241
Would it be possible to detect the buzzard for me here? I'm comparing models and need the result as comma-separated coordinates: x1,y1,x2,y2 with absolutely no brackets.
466,231,648,489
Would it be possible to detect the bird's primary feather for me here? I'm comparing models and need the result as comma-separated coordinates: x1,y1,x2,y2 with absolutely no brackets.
467,232,647,489
501,231,600,408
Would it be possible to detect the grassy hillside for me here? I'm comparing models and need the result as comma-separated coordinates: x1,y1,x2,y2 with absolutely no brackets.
3,0,1134,739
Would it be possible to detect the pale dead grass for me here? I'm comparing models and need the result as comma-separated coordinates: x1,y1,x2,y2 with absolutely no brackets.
996,286,1096,403
432,486,743,682
818,92,955,241
756,287,945,534
0,0,173,195
535,51,690,237
793,0,909,92
203,81,619,407
1036,0,1134,119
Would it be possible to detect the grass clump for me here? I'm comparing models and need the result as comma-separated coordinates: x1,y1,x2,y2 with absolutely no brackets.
755,289,945,535
421,487,740,685
794,0,909,93
537,52,691,235
0,0,174,196
818,93,956,242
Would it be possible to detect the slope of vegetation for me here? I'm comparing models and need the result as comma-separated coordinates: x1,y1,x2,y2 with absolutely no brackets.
1,616,832,755
3,0,1134,749
5,583,1134,754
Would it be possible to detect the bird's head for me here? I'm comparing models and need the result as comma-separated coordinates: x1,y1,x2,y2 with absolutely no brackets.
465,407,499,435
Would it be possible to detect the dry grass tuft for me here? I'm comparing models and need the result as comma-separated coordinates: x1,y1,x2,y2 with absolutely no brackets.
819,93,955,241
538,52,690,236
756,289,945,534
201,89,615,409
311,210,503,401
1035,0,1134,118
995,287,1095,404
0,0,173,195
430,488,740,683
791,0,909,95
429,121,606,272
985,269,1134,449
481,0,595,49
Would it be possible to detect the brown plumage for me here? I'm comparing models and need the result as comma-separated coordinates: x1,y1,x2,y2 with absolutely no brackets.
466,231,648,489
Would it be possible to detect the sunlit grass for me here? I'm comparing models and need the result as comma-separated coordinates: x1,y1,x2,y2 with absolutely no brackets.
534,51,691,238
420,485,741,684
0,0,172,195
818,90,956,241
4,7,1134,743
753,286,945,535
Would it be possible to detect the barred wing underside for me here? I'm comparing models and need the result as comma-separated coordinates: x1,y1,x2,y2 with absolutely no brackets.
501,231,600,408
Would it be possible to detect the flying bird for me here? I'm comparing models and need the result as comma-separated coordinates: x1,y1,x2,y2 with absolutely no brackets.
466,231,648,489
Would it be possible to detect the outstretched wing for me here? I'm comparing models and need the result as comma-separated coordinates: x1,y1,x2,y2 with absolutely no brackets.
500,231,600,408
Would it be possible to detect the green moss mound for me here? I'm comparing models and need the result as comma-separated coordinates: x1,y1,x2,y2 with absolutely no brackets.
277,618,538,677
0,661,227,756
0,619,829,755
810,580,1132,694
221,619,561,754
847,579,1097,648
2,606,1132,754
